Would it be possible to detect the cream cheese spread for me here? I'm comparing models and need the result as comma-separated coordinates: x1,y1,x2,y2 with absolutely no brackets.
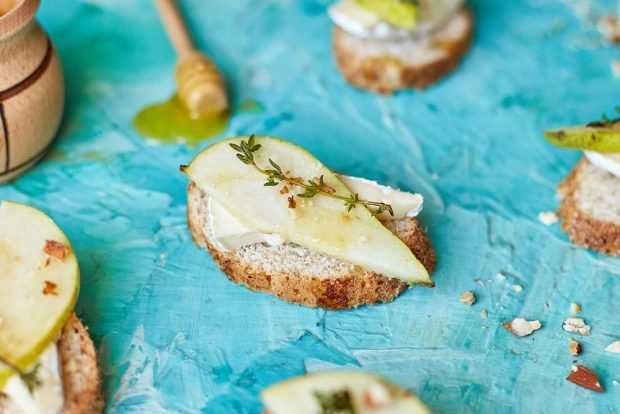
328,0,464,39
207,174,423,251
2,341,64,414
584,151,620,179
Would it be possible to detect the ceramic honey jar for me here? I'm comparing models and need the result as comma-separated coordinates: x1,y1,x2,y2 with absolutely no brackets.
0,0,64,184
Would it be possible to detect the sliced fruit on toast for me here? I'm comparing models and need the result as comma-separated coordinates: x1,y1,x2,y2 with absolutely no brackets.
184,136,432,286
332,7,473,93
261,371,431,414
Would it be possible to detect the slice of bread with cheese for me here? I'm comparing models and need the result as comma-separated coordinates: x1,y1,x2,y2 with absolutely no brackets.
188,183,436,309
331,2,473,93
0,314,104,414
0,201,103,413
260,371,431,414
558,157,620,256
183,136,437,309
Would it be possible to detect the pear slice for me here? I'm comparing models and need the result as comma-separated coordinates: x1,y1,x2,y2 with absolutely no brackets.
544,123,620,152
260,371,432,414
0,201,79,387
184,136,431,285
356,0,419,30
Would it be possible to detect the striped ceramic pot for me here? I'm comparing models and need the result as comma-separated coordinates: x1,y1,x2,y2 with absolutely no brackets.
0,0,64,184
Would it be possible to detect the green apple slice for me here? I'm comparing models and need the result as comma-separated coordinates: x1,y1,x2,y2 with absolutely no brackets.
0,201,79,387
261,371,432,414
544,123,620,152
184,136,431,285
356,0,419,30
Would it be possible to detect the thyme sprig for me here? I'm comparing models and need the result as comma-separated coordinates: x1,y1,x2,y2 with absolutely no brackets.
587,107,620,128
314,389,355,414
0,355,40,393
230,136,394,217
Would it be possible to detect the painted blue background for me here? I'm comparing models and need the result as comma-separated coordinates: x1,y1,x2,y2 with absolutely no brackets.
3,0,620,412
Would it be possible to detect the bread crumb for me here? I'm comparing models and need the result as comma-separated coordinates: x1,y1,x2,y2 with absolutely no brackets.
598,15,620,43
512,284,523,293
568,338,583,355
605,340,620,354
496,272,506,281
570,303,581,314
538,211,558,225
562,317,591,336
460,291,476,305
480,309,488,318
503,318,542,337
612,60,620,79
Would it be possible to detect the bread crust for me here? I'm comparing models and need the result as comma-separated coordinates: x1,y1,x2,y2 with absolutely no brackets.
58,314,104,414
558,158,620,256
188,183,437,310
332,7,474,93
0,314,103,414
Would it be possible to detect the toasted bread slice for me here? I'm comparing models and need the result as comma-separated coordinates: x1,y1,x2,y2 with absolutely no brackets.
558,157,620,256
333,7,473,93
0,314,104,414
188,183,436,310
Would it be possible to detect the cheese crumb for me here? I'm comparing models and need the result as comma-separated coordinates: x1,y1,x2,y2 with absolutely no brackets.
538,211,559,226
570,303,581,314
562,317,591,336
512,284,523,293
503,318,542,337
598,15,620,43
612,60,620,79
459,291,476,306
605,341,620,354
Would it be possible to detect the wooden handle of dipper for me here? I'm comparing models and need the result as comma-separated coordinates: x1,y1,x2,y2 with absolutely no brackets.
154,0,228,117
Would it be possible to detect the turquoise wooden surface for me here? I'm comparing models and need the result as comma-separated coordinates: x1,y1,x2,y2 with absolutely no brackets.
3,0,619,412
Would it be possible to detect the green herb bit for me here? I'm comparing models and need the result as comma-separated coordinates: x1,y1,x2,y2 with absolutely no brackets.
0,355,41,393
230,136,394,217
586,107,620,128
314,389,356,414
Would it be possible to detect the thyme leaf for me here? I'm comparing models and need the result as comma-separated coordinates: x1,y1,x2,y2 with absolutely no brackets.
314,389,356,414
586,107,620,128
0,355,41,394
230,136,394,217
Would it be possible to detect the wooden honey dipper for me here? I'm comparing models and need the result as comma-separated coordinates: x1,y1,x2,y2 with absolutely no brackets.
154,0,228,118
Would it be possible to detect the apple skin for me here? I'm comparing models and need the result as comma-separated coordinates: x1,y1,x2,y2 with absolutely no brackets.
184,136,431,286
0,201,79,388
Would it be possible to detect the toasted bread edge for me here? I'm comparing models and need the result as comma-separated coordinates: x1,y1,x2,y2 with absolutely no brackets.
188,183,437,309
558,158,620,256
